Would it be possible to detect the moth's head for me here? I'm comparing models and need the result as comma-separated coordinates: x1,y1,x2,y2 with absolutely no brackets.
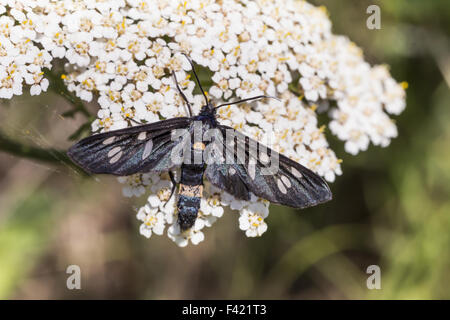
200,101,216,115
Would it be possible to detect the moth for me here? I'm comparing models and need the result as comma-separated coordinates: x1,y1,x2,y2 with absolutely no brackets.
68,54,332,231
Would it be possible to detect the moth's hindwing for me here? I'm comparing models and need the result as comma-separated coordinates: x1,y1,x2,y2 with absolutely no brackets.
204,125,332,208
67,117,192,176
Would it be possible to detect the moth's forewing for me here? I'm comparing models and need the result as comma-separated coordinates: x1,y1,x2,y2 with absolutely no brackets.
67,117,192,175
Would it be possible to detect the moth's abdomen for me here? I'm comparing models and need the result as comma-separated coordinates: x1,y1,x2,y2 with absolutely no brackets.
177,194,201,230
177,163,205,231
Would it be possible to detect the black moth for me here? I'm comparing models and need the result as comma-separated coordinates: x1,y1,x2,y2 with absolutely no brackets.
68,54,332,231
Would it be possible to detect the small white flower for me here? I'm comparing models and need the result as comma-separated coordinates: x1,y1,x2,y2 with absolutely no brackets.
117,32,150,61
89,38,122,62
300,75,327,102
40,26,67,58
118,173,150,197
239,201,269,238
66,32,92,67
62,10,103,35
201,193,225,218
137,205,166,238
0,37,19,66
168,223,205,247
0,66,23,98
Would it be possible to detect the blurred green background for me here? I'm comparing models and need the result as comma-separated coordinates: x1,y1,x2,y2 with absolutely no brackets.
0,0,449,299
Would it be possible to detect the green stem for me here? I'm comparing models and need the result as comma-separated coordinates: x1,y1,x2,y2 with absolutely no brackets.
0,131,88,176
44,68,93,119
0,68,92,175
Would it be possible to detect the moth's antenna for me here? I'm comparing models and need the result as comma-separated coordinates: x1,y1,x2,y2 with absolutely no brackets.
214,95,280,110
181,53,209,105
172,71,193,117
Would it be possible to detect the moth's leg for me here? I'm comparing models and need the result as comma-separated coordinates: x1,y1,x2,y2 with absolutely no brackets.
164,171,177,208
172,71,193,117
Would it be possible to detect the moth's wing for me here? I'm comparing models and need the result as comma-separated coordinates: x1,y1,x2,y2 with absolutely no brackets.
204,125,332,208
67,117,192,176
203,128,251,200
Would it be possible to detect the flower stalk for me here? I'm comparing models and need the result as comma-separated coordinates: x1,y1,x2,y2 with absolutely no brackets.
0,131,88,175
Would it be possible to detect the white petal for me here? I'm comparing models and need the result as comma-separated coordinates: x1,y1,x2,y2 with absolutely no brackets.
139,225,152,238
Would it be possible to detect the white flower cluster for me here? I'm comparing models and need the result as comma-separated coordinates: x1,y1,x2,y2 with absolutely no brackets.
0,0,406,246
0,1,52,97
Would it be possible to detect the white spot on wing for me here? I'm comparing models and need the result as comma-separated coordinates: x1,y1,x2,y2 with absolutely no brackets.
248,163,256,180
291,166,303,179
108,146,121,158
137,131,146,140
142,140,153,160
281,175,292,188
277,178,287,194
229,167,236,175
109,151,123,164
102,136,115,145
